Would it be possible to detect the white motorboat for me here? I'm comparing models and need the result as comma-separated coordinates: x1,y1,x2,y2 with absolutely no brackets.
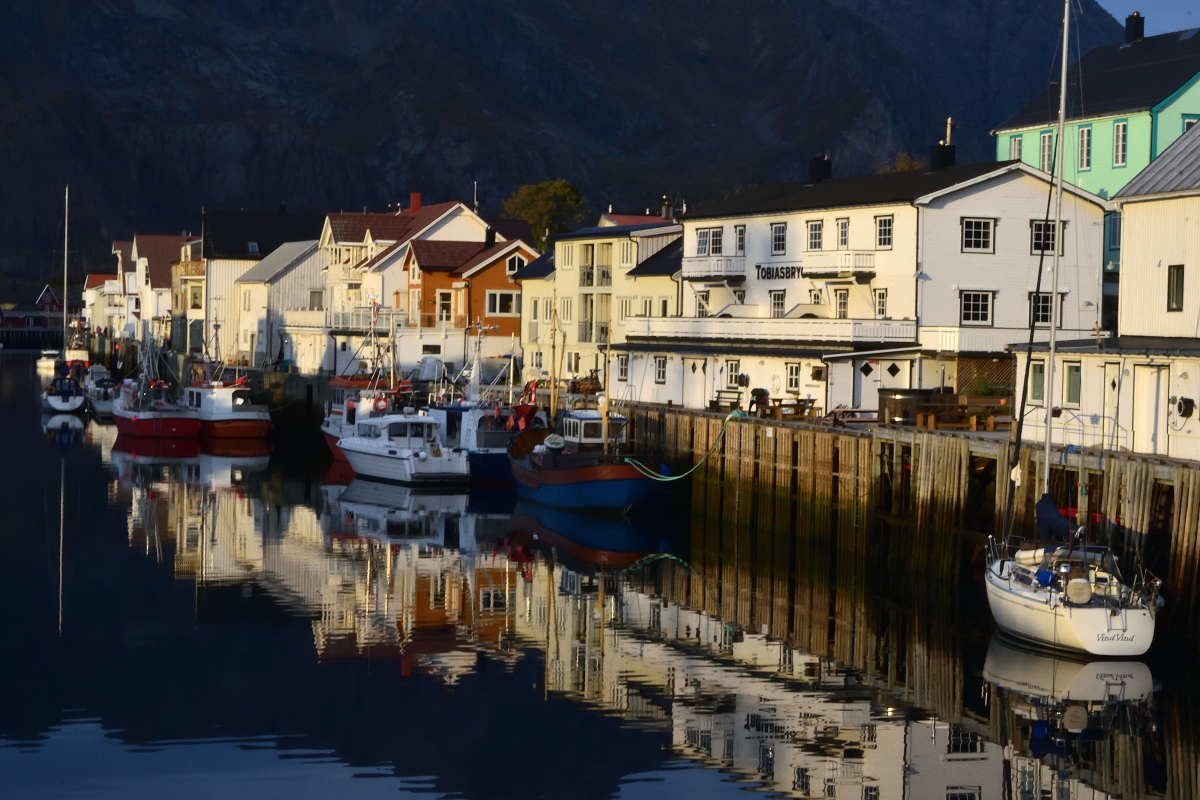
84,364,117,417
37,349,61,372
984,541,1159,656
42,375,87,413
183,379,272,439
338,411,469,485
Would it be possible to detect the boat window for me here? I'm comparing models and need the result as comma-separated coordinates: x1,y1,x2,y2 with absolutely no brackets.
333,388,344,404
356,423,381,438
232,390,252,406
583,421,603,439
387,422,410,438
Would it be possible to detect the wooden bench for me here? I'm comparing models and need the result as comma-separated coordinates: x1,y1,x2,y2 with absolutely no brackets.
710,389,742,411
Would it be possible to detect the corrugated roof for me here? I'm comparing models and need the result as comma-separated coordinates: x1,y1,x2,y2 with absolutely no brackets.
1115,120,1200,198
132,234,189,289
84,273,117,290
996,28,1200,131
684,162,1014,219
411,240,485,271
627,238,682,277
235,240,319,284
513,250,554,280
555,222,680,240
203,210,326,260
600,213,670,226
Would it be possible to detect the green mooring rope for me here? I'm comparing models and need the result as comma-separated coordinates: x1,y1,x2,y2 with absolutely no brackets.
622,410,744,481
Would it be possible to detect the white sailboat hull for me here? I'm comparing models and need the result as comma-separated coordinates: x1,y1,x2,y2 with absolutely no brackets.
339,441,469,485
985,561,1154,657
42,393,86,413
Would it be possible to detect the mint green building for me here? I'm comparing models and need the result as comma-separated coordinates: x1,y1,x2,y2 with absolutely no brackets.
992,14,1200,290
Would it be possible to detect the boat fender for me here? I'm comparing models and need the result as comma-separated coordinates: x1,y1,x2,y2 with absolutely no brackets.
47,384,57,395
1035,569,1055,587
373,396,388,413
1065,578,1092,605
418,450,428,461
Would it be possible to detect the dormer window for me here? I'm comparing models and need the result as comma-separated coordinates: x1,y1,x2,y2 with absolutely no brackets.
506,255,526,274
247,242,259,254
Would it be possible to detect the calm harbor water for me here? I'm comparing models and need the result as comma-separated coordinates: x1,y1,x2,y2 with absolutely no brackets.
0,351,1190,799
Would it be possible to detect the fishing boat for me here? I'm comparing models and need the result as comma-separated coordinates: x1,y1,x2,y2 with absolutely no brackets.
337,410,469,485
183,378,272,438
84,365,118,417
111,340,201,438
321,375,396,459
36,349,61,373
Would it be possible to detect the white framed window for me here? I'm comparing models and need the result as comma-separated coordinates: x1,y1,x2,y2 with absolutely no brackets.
1168,264,1185,312
960,291,993,326
1077,126,1092,171
725,359,740,390
696,228,710,256
1040,131,1054,171
807,220,823,251
1031,220,1063,254
579,243,594,266
1030,360,1045,403
653,356,666,384
308,289,323,311
770,289,786,318
835,289,848,319
961,218,994,253
785,363,801,393
559,297,572,322
771,223,787,255
1063,361,1082,407
560,243,573,267
734,225,745,255
809,288,823,305
531,298,539,320
696,290,709,318
733,289,745,304
242,290,250,311
618,298,632,320
640,297,652,317
506,254,526,274
567,352,580,373
409,288,421,315
1029,292,1058,326
1009,135,1022,161
617,354,629,381
486,291,520,316
836,218,849,249
532,350,543,369
874,288,887,318
659,297,669,317
709,228,723,256
1113,121,1128,166
620,240,636,265
875,216,893,249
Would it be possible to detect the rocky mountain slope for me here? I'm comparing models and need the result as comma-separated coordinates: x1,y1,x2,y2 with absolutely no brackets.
0,0,1121,276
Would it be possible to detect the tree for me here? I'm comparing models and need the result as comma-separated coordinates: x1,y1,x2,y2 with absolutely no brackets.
875,152,928,174
501,180,587,250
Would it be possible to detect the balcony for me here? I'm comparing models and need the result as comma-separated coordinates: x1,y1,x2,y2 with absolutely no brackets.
596,265,612,286
577,320,609,345
283,309,328,328
178,260,205,277
578,320,593,343
324,309,468,331
682,256,746,280
579,265,595,287
801,251,875,277
625,316,916,344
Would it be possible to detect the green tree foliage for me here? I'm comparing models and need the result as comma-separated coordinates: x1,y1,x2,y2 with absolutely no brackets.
501,180,587,250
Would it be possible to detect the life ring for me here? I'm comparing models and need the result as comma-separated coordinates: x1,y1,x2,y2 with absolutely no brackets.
373,396,388,413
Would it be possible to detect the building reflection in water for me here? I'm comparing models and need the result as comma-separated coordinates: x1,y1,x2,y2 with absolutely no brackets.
95,432,1169,799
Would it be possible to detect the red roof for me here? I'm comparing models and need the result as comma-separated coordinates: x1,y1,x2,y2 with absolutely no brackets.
327,212,412,245
112,241,133,270
132,234,189,289
485,217,536,247
411,240,484,271
452,240,532,276
601,213,670,226
84,274,117,290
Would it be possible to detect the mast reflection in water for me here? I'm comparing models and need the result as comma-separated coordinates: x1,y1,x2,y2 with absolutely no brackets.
0,353,1186,799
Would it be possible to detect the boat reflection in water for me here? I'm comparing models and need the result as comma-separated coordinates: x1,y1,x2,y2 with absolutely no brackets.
510,501,669,569
984,634,1157,799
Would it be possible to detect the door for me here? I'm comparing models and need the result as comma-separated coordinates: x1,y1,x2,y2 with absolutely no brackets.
1132,364,1168,454
1102,362,1121,448
852,360,881,410
437,291,452,324
683,358,706,409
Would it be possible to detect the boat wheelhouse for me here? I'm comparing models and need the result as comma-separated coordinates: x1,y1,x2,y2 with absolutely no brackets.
337,411,469,485
321,374,392,459
183,380,272,438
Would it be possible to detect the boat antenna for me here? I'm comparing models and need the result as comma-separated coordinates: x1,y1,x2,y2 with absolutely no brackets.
62,185,69,361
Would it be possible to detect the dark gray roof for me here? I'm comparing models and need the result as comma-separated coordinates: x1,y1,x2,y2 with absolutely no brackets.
202,210,326,260
1115,121,1200,198
627,238,682,277
996,28,1200,131
683,162,1013,219
235,241,319,283
1011,335,1200,356
513,249,554,280
554,223,679,240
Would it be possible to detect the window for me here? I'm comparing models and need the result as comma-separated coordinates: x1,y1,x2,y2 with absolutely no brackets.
654,356,666,384
242,291,250,311
947,727,983,754
532,350,543,369
946,790,981,800
837,218,849,249
580,243,594,266
794,768,810,794
770,290,786,318
660,298,669,317
309,290,323,311
1029,292,1056,326
247,241,259,254
734,225,746,255
863,788,880,800
961,218,994,253
807,220,823,251
696,290,709,318
1109,213,1122,249
771,223,787,255
559,297,572,322
733,289,745,304
1168,264,1185,312
190,286,203,310
960,291,992,325
486,291,517,315
1078,126,1092,170
875,216,893,249
560,244,573,267
1009,135,1022,161
1040,131,1054,172
835,289,848,319
641,297,653,317
786,362,801,393
618,298,632,320
709,228,723,256
567,352,580,373
506,254,526,274
696,228,710,256
809,289,823,305
1031,220,1063,254
617,354,629,381
1113,121,1128,166
1064,362,1082,406
725,360,740,389
1186,116,1199,133
531,298,539,320
621,240,636,265
1030,360,1045,402
874,289,887,318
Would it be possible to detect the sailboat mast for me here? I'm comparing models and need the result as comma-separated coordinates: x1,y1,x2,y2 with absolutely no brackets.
601,303,612,455
1043,0,1070,495
62,186,69,356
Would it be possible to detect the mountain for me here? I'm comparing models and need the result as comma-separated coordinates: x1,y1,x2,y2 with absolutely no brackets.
0,0,1121,278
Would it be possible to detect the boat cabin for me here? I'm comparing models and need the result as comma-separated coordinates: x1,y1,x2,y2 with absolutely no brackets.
355,417,442,448
560,409,627,451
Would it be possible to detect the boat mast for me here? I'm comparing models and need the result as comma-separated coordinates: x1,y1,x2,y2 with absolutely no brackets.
550,288,559,419
601,302,612,455
1043,0,1070,495
62,185,69,358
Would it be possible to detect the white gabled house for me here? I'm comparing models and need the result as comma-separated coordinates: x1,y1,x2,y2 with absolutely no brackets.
233,240,331,369
1012,123,1200,459
620,158,1110,412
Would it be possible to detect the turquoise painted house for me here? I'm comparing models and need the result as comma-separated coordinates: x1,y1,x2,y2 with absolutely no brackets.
992,13,1200,283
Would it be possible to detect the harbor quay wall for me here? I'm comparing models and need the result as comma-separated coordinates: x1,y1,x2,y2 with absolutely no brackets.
622,402,1200,637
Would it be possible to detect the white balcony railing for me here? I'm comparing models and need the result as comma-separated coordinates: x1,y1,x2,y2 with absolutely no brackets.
626,316,917,344
682,257,746,279
801,251,876,275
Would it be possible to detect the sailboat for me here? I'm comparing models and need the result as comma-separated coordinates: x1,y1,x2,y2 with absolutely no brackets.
985,1,1159,657
41,187,86,414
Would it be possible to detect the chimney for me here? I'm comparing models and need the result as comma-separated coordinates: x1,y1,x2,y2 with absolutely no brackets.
278,201,287,213
409,192,422,214
485,226,496,248
1125,12,1144,44
808,154,832,183
661,195,672,220
929,143,956,170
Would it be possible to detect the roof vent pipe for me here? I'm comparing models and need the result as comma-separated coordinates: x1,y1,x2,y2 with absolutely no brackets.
808,155,832,183
1126,12,1144,44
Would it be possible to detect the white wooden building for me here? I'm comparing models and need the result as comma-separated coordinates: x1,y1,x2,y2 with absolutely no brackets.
233,240,330,368
619,160,1109,412
1013,123,1200,458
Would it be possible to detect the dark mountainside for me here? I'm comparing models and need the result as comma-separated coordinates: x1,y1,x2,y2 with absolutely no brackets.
0,0,1121,279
